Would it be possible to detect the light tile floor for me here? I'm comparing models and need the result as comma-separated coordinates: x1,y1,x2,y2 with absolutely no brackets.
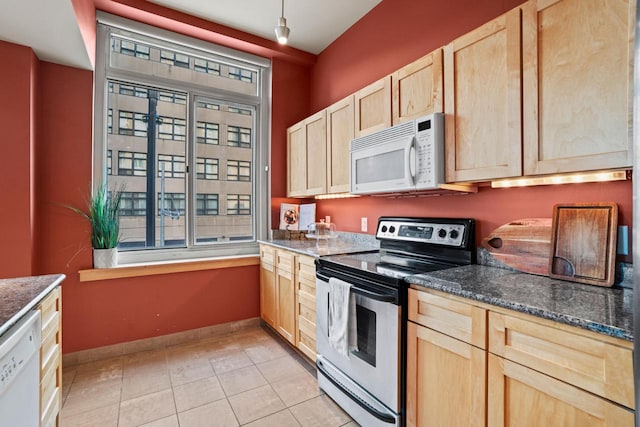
61,325,357,427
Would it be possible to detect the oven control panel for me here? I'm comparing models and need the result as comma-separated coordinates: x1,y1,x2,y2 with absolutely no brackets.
376,219,467,247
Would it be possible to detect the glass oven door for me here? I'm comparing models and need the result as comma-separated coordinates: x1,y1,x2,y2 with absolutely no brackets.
315,274,400,412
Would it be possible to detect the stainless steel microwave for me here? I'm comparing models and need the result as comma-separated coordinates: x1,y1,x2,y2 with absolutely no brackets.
350,113,444,195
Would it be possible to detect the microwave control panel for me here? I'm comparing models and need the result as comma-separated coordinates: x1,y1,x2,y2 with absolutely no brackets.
414,112,444,190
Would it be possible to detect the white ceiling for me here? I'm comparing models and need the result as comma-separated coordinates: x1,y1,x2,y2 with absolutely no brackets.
148,0,382,54
0,0,382,70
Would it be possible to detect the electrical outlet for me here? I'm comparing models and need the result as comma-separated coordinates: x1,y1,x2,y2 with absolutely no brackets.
617,225,629,255
361,217,368,232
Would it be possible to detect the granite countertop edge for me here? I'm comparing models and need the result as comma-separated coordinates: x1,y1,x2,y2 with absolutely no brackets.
408,266,633,342
0,274,66,338
258,238,379,257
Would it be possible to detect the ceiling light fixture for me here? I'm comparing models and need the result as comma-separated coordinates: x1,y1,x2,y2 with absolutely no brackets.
275,0,290,44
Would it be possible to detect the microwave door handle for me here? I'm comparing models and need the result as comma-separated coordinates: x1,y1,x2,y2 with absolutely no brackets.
406,136,416,183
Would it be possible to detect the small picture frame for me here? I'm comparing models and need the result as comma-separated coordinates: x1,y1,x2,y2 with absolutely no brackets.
279,203,300,230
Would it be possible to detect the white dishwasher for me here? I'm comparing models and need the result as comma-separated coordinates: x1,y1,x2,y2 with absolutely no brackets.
0,310,41,427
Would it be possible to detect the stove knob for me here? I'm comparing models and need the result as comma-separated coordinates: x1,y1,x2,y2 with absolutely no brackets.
381,225,388,233
449,229,459,239
389,226,396,234
438,228,447,238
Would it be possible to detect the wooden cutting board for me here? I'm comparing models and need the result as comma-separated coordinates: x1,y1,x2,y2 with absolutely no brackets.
482,218,552,275
549,202,618,287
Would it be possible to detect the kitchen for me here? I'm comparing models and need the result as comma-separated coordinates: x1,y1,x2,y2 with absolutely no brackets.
0,0,635,426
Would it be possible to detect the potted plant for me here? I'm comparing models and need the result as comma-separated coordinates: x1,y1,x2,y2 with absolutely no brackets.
68,184,124,268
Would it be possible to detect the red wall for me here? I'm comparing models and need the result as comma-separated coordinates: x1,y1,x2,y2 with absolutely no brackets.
0,2,313,353
0,41,39,277
304,0,633,261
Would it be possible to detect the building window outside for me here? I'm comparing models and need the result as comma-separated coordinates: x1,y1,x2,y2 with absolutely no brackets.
227,194,251,215
118,151,147,176
227,160,251,181
227,126,251,148
196,157,218,180
120,40,151,59
107,150,112,175
158,154,185,178
160,49,190,68
158,116,186,141
97,18,269,262
119,111,147,137
158,193,185,216
194,58,221,75
197,194,219,215
120,192,147,216
228,66,254,83
197,122,219,145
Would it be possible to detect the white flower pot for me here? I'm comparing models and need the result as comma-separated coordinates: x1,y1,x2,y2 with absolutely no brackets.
93,248,118,268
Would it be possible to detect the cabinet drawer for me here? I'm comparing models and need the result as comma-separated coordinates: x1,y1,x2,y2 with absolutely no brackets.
260,245,275,265
488,311,634,409
39,287,60,319
408,288,487,349
276,250,294,273
296,255,316,284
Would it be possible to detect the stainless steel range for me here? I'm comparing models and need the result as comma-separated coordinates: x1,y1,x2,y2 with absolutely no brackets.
315,217,476,427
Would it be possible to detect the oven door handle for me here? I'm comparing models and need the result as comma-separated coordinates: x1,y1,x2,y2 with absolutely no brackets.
350,286,397,303
317,272,397,303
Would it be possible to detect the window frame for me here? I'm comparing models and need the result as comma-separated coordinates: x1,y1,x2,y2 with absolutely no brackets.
94,13,271,265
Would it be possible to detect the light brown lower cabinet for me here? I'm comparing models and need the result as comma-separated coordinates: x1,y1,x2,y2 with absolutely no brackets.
259,244,317,361
39,286,62,427
406,321,486,427
406,287,635,427
488,353,633,427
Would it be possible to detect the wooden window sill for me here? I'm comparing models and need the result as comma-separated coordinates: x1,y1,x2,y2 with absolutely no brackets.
78,255,259,282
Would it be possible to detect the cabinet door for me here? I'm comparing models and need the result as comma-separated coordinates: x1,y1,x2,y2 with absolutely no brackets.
392,49,443,124
286,111,327,197
355,76,392,137
488,354,633,427
326,96,354,194
39,287,62,427
406,321,486,427
275,250,296,344
260,261,276,328
522,0,634,175
295,254,317,361
444,8,522,182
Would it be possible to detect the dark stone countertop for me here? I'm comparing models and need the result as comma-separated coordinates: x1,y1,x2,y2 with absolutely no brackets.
0,274,66,338
258,233,379,257
407,265,633,342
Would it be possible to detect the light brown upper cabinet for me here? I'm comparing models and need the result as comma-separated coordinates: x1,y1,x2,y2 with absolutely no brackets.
326,95,354,194
444,8,523,183
392,49,444,124
522,0,634,175
287,110,327,197
355,76,392,137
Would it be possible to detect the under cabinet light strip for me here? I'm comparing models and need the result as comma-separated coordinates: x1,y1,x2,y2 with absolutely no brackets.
491,170,628,188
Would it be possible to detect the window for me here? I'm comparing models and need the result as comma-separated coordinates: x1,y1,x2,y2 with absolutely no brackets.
107,150,112,175
118,151,147,176
160,49,190,68
158,154,185,178
158,116,186,141
194,58,220,75
227,160,251,181
196,194,218,215
228,126,251,148
120,40,151,59
196,158,218,180
107,109,113,134
119,111,147,137
158,193,185,216
120,192,146,216
228,66,254,83
196,122,219,145
227,194,251,215
96,16,270,263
